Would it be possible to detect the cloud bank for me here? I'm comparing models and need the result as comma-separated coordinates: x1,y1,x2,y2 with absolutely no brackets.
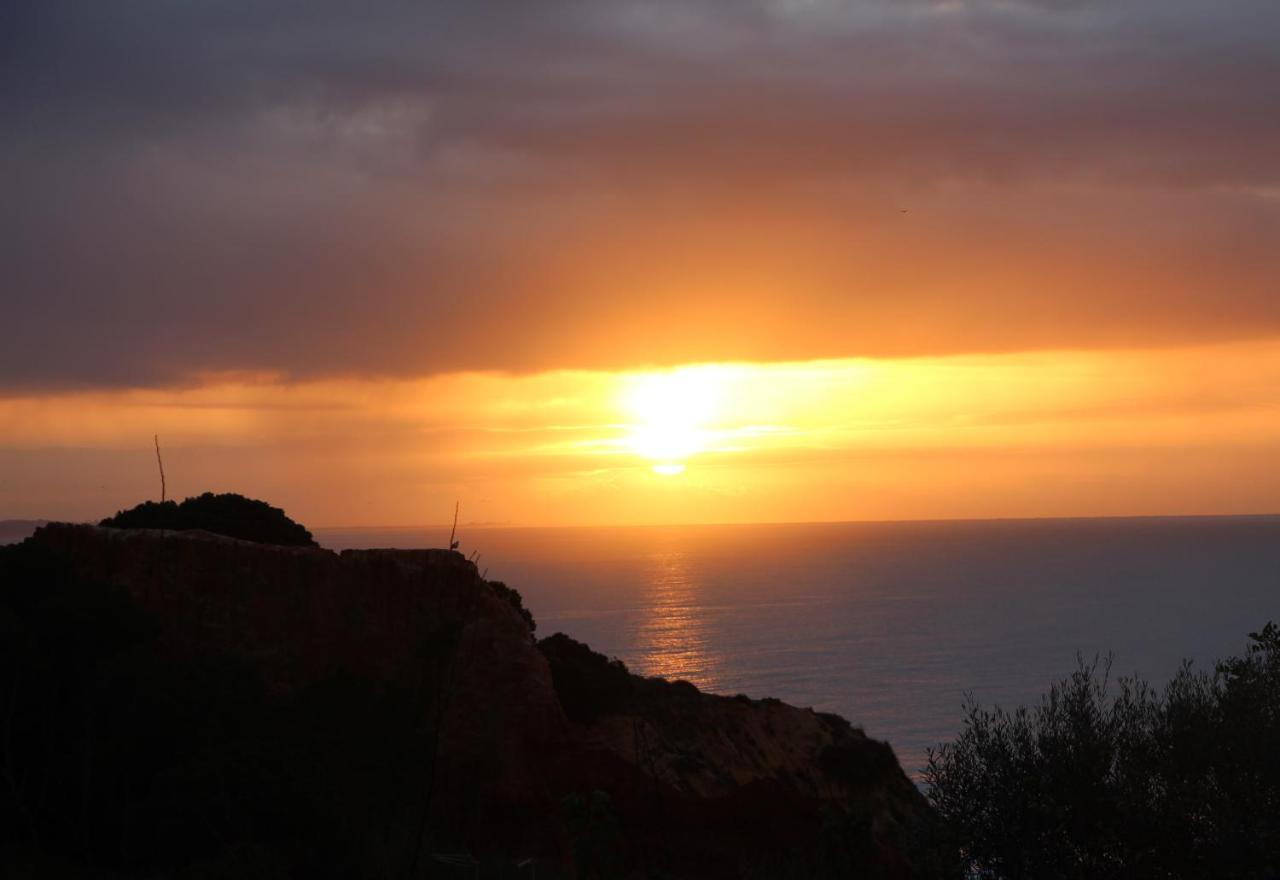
4,0,1278,388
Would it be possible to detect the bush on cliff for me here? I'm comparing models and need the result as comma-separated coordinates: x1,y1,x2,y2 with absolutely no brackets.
100,492,316,547
487,579,536,633
538,633,634,723
925,623,1280,879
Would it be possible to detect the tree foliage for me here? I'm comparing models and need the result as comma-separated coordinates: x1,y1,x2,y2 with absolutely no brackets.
925,624,1280,879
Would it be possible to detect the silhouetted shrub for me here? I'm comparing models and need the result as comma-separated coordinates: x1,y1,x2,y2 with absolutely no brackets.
100,492,316,547
487,579,536,633
926,624,1280,879
538,633,634,723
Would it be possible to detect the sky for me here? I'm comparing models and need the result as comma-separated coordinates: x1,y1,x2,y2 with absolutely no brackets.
2,0,1279,527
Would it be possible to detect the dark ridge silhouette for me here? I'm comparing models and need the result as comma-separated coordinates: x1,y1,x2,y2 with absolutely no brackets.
100,492,316,547
2,522,950,878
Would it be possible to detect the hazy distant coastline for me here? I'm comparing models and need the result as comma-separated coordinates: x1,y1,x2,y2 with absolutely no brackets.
0,519,48,544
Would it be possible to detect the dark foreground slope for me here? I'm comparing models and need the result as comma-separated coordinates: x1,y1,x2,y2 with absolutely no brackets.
1,524,953,878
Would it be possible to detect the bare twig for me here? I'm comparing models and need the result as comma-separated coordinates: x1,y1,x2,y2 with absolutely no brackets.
154,434,166,503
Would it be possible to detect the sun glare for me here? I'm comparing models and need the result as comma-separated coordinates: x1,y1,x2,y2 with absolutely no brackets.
621,367,725,474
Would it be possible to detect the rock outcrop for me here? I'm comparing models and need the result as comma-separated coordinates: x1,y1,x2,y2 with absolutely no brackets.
4,523,953,878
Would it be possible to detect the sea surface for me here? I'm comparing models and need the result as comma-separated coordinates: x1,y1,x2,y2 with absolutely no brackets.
316,516,1280,777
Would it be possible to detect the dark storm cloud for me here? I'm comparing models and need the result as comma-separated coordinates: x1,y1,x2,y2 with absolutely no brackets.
3,0,1279,389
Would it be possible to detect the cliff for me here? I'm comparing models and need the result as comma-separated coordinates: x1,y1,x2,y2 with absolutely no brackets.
1,523,953,878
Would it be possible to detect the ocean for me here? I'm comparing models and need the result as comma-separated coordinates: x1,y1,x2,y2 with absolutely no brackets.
315,516,1280,778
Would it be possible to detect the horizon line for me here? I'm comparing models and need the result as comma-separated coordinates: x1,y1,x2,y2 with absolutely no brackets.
308,510,1280,533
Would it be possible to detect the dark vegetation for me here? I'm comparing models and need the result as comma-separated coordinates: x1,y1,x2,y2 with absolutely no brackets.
538,633,635,723
537,633,714,728
925,624,1280,879
488,579,536,633
100,492,316,547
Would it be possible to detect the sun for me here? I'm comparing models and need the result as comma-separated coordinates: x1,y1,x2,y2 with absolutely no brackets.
620,368,723,474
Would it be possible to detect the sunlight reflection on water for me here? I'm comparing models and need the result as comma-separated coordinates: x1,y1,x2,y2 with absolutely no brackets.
630,547,721,689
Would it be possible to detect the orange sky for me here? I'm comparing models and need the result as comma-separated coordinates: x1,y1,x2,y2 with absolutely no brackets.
5,341,1280,527
3,2,1279,526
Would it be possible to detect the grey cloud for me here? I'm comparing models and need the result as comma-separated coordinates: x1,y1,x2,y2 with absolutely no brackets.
2,0,1279,389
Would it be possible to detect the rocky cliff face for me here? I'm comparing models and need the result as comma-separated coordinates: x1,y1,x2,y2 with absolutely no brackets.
9,523,952,878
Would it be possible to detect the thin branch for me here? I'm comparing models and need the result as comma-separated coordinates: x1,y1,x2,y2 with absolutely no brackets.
154,434,166,503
